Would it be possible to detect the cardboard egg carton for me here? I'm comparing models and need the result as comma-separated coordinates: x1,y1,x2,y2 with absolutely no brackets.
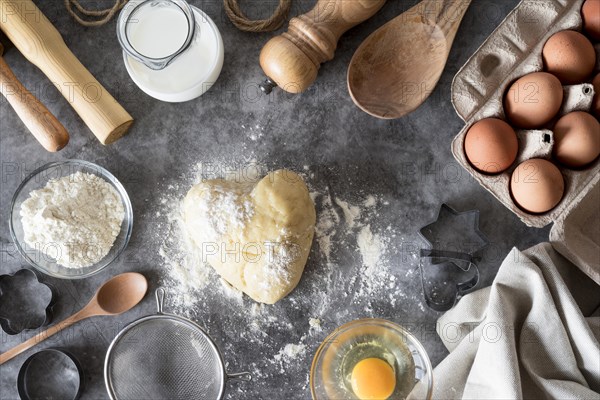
451,0,600,283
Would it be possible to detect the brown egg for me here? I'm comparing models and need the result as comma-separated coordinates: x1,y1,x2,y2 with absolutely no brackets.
504,72,563,129
593,73,600,118
511,159,564,214
542,30,596,84
582,0,600,41
464,118,518,174
553,111,600,168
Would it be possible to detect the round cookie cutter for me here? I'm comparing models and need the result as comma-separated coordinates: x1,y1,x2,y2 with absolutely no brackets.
17,348,83,400
0,269,55,335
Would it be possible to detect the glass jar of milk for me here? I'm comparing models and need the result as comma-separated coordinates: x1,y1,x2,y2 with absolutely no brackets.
117,0,224,102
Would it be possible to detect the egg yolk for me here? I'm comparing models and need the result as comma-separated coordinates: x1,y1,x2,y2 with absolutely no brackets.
351,358,396,400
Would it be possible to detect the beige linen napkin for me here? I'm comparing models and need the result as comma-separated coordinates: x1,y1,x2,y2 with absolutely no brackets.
411,243,600,399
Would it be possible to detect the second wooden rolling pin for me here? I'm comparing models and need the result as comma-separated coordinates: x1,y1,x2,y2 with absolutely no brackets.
0,0,133,145
0,40,69,151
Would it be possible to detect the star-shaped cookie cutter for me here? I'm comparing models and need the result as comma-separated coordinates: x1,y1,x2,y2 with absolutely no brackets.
418,204,489,312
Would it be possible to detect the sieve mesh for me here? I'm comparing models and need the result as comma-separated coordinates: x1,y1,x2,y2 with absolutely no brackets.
106,317,225,400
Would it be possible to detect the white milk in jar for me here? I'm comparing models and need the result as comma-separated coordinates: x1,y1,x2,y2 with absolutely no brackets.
117,0,224,102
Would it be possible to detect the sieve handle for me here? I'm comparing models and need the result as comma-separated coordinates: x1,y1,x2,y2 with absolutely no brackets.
155,288,166,314
227,372,252,382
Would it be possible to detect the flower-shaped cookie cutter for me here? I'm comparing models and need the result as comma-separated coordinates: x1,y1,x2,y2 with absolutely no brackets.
0,269,55,335
418,204,489,312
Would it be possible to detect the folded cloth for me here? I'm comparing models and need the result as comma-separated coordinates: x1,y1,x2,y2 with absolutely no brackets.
411,243,600,399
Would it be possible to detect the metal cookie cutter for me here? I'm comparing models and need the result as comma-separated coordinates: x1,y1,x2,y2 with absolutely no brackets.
0,269,55,335
18,348,84,400
418,204,489,312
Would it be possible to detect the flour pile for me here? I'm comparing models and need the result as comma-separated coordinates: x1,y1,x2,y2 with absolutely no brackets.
20,172,125,268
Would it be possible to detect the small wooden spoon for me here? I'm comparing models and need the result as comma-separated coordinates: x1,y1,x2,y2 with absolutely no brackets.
0,272,148,365
348,0,472,119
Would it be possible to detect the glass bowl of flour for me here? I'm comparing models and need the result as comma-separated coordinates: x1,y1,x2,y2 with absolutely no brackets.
9,160,133,279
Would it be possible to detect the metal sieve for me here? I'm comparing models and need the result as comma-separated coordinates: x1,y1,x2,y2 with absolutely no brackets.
104,288,251,400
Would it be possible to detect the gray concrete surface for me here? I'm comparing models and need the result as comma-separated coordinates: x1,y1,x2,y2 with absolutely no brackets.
0,0,551,398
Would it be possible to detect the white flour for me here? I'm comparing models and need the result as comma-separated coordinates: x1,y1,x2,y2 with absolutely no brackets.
157,184,209,309
311,189,390,296
312,190,339,265
357,225,384,272
20,172,124,268
194,180,255,243
335,198,361,229
274,343,307,363
309,317,322,332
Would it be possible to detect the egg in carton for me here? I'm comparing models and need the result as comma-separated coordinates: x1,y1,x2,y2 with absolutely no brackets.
451,0,599,284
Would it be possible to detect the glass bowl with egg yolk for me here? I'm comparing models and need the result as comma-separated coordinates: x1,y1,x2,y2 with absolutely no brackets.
310,319,433,400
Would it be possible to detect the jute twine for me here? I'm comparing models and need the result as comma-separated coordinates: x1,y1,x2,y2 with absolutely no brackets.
64,0,128,27
223,0,291,32
65,0,290,32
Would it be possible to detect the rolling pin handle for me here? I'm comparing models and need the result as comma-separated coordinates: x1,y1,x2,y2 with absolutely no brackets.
259,78,278,95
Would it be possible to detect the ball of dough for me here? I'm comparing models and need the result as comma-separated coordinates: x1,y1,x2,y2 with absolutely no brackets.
183,169,315,304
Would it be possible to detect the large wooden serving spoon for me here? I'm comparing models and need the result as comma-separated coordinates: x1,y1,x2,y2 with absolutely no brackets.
348,0,472,119
0,272,148,365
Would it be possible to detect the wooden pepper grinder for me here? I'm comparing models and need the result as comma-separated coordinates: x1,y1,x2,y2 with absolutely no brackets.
259,0,386,94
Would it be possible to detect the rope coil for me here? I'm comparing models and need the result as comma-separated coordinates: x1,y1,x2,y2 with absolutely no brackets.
65,0,290,33
64,0,128,27
223,0,291,32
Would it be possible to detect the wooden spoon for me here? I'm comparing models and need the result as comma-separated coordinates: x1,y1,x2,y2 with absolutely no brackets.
0,41,69,151
348,0,472,119
0,272,148,365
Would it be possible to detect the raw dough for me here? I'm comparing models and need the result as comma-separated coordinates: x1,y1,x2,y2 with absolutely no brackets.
183,169,316,304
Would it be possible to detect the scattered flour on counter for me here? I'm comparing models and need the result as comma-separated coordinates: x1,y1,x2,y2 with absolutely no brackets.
157,194,209,310
273,341,308,373
20,172,124,268
309,318,322,333
274,343,307,363
220,278,244,303
309,187,393,297
242,124,264,141
364,195,377,208
357,225,384,271
335,198,361,229
312,190,339,265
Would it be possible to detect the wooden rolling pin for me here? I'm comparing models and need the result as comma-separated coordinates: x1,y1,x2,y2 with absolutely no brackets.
0,41,69,151
259,0,387,94
0,0,133,145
